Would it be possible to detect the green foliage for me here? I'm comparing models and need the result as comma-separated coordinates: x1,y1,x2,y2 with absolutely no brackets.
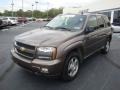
3,10,12,16
0,12,2,16
24,10,32,17
1,8,63,18
16,9,24,17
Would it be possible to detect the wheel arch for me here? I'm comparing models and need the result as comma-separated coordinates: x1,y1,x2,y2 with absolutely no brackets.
108,34,112,42
64,45,84,63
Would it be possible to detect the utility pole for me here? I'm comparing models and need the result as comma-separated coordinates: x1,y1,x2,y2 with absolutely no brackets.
11,0,14,17
35,1,39,10
21,0,24,24
47,2,49,19
22,0,24,17
32,4,34,18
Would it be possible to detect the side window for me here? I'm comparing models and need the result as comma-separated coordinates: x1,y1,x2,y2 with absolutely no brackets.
87,15,98,31
97,16,105,28
103,16,111,27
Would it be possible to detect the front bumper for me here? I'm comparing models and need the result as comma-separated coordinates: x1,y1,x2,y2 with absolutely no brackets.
11,49,63,76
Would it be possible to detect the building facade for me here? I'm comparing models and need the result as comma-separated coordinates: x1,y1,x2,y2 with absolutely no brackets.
63,0,120,27
82,0,120,26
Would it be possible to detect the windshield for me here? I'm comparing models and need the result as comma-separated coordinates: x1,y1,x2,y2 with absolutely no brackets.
10,18,16,20
45,14,86,31
2,18,8,20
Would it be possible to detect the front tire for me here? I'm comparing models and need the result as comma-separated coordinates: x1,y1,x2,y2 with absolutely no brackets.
62,52,81,81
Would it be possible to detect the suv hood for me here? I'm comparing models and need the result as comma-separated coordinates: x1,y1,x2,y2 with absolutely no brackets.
15,28,80,47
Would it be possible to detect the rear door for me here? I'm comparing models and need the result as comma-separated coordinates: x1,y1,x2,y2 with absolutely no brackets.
102,15,112,35
96,15,107,48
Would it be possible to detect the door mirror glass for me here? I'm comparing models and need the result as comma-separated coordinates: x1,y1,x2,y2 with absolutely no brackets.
85,26,95,33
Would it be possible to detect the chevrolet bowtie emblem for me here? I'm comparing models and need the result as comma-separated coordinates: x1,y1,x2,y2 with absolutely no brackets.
20,47,26,51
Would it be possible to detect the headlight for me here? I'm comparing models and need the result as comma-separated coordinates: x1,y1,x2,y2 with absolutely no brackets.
37,47,57,60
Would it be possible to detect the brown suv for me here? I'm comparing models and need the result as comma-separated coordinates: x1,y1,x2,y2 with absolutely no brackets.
11,13,113,81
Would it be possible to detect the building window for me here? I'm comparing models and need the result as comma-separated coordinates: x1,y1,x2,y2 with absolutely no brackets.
101,12,111,20
113,10,120,26
97,16,105,28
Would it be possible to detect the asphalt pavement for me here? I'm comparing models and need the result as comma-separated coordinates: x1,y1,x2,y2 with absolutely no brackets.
0,22,120,90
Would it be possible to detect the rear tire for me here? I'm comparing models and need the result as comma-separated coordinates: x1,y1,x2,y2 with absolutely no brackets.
101,40,110,54
62,52,81,81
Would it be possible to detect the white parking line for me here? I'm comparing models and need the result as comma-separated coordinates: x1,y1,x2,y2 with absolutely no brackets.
1,29,9,31
113,33,120,38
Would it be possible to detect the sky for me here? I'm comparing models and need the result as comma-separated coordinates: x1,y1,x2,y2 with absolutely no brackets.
0,0,97,12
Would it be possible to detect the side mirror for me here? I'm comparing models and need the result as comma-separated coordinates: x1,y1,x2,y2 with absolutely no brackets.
99,24,104,28
85,26,95,33
107,22,111,26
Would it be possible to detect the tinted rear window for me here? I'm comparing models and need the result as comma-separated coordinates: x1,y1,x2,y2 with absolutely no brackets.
3,18,8,20
10,18,16,20
103,16,111,26
97,16,105,28
87,15,98,28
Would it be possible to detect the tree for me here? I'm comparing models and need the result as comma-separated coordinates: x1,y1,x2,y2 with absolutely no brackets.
47,8,63,18
33,10,43,18
1,8,63,18
0,12,2,16
3,10,12,16
24,10,32,17
16,9,24,17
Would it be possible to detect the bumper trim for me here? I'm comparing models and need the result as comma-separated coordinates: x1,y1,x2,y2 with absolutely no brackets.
11,49,31,64
11,49,63,76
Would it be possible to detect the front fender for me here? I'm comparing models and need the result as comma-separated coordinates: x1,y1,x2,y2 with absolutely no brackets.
56,40,84,61
63,41,84,56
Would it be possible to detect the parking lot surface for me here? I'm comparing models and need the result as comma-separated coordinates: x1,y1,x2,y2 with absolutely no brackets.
0,21,120,90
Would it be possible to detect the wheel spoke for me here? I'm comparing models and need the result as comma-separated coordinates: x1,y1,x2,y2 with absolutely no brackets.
68,57,79,77
106,42,110,52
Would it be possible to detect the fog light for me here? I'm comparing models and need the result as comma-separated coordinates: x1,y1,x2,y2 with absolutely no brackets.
41,68,48,73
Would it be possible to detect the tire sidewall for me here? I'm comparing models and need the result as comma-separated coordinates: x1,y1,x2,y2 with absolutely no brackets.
62,52,81,81
105,41,110,52
101,40,110,54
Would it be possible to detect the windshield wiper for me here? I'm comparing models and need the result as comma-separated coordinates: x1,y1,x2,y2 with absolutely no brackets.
44,26,72,31
55,27,72,31
44,26,54,29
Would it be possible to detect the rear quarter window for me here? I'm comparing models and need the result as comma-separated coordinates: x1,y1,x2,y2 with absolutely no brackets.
102,16,111,27
97,15,105,28
10,18,16,20
3,18,8,20
87,15,98,28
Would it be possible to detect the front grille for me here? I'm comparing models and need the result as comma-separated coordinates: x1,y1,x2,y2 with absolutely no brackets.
15,41,36,59
16,42,35,50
